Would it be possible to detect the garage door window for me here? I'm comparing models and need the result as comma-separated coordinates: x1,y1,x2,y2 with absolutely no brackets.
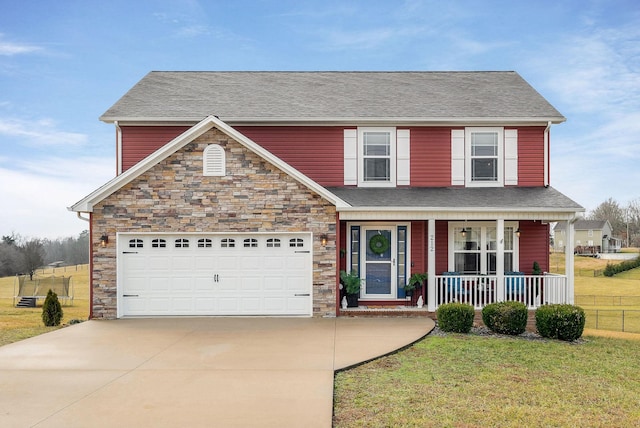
152,239,167,248
267,238,281,247
129,239,143,248
290,238,304,247
175,239,189,248
198,238,212,248
221,238,235,248
244,238,258,248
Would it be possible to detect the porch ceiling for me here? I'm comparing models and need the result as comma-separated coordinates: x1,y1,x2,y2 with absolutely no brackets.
329,186,584,221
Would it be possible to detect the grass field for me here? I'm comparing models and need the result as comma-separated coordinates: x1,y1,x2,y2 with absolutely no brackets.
0,265,90,346
333,333,640,427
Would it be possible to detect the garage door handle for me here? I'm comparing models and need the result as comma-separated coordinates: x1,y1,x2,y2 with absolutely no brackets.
123,294,139,297
122,251,139,254
294,293,310,297
295,251,310,253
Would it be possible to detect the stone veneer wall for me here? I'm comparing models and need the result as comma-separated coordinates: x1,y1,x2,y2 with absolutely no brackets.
91,128,337,319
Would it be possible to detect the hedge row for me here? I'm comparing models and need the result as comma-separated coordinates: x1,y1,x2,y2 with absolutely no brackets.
436,302,585,341
603,256,640,277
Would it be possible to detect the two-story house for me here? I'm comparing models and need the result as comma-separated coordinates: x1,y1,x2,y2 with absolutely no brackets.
70,71,584,319
554,220,621,254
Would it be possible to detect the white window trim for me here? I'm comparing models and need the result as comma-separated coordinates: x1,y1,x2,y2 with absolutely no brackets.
465,127,504,187
448,221,520,274
357,127,396,188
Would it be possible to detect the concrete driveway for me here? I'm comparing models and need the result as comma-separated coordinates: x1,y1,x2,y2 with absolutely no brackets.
0,317,434,428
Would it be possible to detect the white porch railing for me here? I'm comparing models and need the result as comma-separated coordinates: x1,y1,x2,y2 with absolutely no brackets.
434,273,569,310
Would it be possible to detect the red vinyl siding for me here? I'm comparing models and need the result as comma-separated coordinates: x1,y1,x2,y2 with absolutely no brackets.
517,127,545,186
410,127,451,187
518,221,549,273
121,126,189,172
235,126,344,186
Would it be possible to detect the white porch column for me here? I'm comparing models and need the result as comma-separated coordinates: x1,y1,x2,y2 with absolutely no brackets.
565,218,576,304
496,218,505,302
427,218,437,311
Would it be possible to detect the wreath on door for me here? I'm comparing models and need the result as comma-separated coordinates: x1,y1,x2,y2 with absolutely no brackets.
369,233,390,255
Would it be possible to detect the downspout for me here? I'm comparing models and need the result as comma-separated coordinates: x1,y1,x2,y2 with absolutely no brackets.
543,121,551,187
115,121,122,175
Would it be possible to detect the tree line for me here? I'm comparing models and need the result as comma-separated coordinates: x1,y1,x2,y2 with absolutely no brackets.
0,231,89,278
587,197,640,247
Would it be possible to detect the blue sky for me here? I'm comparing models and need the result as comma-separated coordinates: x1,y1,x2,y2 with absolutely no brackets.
1,0,639,239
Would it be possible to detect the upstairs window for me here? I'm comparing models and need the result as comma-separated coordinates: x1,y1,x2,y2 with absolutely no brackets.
465,127,504,187
358,127,397,187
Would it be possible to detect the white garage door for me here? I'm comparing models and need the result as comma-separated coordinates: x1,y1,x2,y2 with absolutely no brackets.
117,233,312,317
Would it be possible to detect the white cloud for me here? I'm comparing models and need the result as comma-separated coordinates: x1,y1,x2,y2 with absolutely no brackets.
533,24,640,116
0,34,42,56
0,118,87,147
0,157,113,239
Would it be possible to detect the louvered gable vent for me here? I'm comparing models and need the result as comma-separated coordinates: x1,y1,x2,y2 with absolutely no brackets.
203,144,226,176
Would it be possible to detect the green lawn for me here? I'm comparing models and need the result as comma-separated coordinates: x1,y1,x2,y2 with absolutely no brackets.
334,333,640,427
0,265,90,346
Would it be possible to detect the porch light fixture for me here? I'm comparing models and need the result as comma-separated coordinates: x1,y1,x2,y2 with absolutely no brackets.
515,228,521,237
320,234,328,246
100,234,109,248
460,228,467,238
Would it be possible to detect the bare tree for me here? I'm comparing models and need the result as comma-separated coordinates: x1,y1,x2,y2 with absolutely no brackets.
19,239,44,280
588,198,626,236
626,198,640,247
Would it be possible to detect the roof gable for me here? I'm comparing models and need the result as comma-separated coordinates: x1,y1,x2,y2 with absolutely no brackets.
101,71,565,124
69,116,347,212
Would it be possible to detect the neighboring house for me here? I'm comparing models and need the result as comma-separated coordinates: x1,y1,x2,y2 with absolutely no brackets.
554,220,621,254
70,71,584,319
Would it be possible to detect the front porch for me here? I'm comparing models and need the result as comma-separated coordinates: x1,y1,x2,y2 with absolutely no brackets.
340,273,570,313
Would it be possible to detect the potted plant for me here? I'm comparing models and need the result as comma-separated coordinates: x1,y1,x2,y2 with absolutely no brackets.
340,270,361,308
405,272,427,299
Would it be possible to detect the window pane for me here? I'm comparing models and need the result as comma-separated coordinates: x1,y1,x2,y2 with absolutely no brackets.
472,158,497,181
504,227,513,251
487,227,496,250
455,253,480,274
471,132,498,155
364,158,390,181
363,132,390,155
505,253,513,271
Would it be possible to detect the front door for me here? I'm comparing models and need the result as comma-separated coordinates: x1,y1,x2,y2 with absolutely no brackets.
361,227,396,299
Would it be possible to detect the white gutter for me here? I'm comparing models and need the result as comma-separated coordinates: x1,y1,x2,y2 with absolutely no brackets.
101,116,567,126
76,212,90,222
115,120,123,175
544,121,551,187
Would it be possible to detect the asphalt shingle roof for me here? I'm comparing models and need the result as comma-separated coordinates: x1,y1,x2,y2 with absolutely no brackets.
554,220,608,231
327,186,583,211
101,71,565,123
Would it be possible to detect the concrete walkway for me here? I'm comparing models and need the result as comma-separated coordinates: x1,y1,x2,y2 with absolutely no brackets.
0,317,434,428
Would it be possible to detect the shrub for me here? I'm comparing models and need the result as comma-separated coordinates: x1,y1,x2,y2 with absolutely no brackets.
482,301,528,335
535,304,585,341
603,256,640,277
437,303,474,333
42,289,63,327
